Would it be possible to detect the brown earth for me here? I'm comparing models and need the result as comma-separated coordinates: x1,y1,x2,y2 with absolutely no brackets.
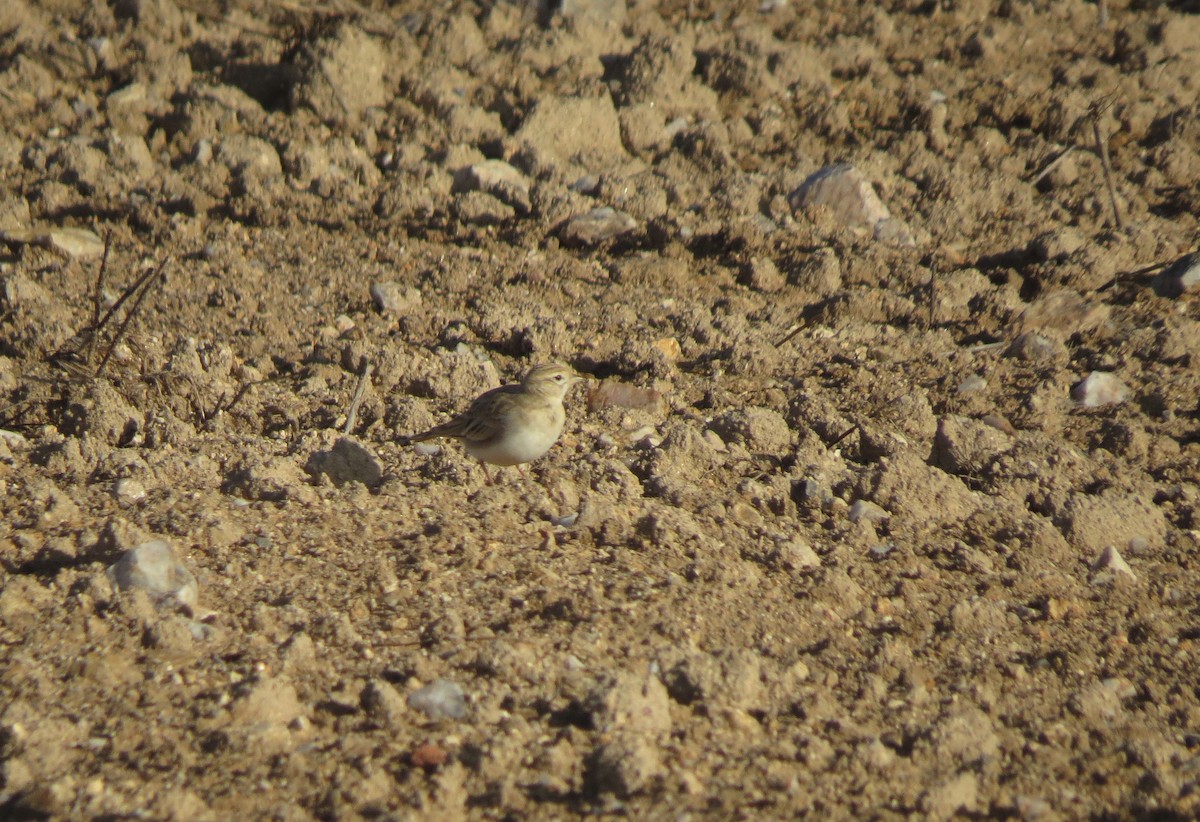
2,0,1200,818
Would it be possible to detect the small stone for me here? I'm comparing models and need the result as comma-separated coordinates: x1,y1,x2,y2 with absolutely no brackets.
1090,544,1136,583
362,679,407,728
848,499,889,524
956,374,987,394
652,337,682,363
1030,228,1085,261
1152,252,1200,298
370,281,423,315
192,139,212,165
776,537,821,570
553,0,627,25
587,380,664,414
305,437,383,487
739,257,785,292
1070,677,1134,720
980,414,1016,436
113,478,146,505
1071,371,1130,408
454,191,514,225
452,160,530,214
1015,289,1109,338
789,164,914,246
1007,332,1063,362
106,540,199,612
410,743,448,769
0,428,29,449
408,679,467,721
0,227,106,259
561,207,637,246
869,543,895,559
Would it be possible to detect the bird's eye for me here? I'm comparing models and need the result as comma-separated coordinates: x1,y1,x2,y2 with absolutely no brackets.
554,374,564,382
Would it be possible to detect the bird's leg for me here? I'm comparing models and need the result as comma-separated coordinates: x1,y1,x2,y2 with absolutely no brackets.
481,463,494,485
516,465,529,480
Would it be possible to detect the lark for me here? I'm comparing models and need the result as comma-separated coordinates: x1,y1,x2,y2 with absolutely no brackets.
405,363,583,482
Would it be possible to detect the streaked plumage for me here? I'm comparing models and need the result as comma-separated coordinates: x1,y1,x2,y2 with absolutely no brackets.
406,363,583,481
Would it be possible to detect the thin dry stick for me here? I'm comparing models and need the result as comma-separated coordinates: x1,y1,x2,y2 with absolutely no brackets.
344,358,372,435
96,256,170,377
91,255,169,349
83,234,112,362
1092,118,1123,229
928,269,937,328
1029,144,1077,187
776,324,804,347
830,424,859,447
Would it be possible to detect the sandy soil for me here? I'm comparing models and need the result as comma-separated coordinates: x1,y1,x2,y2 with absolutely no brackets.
2,0,1200,818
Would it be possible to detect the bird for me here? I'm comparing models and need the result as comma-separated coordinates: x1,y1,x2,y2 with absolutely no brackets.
404,362,584,483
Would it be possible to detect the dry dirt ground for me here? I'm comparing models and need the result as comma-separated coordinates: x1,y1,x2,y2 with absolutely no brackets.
2,0,1200,819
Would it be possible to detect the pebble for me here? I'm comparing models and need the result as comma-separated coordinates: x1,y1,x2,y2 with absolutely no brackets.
587,380,664,413
561,207,637,246
1016,289,1109,337
112,478,147,505
453,160,530,214
410,742,448,769
0,226,106,259
554,0,627,24
361,679,407,728
739,257,785,292
454,191,514,225
1007,332,1063,362
192,138,213,165
848,499,890,524
788,164,915,246
956,374,987,394
408,679,467,721
570,175,600,195
776,537,821,569
0,428,29,449
106,540,199,612
869,542,896,559
1090,544,1136,583
370,281,423,315
1152,252,1200,298
1071,371,1130,408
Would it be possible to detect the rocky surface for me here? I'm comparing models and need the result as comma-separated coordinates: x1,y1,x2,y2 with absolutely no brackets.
1,0,1199,818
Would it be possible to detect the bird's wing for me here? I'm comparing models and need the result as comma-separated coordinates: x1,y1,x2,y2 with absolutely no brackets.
408,385,516,444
